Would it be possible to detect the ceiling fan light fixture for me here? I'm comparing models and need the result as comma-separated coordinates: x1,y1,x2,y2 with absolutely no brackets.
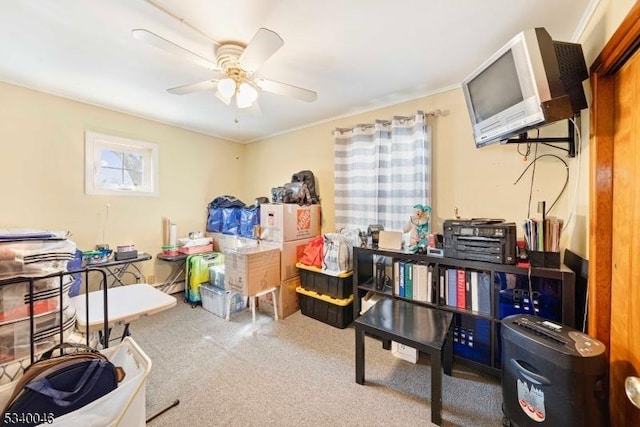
142,26,317,110
236,82,258,109
218,78,236,99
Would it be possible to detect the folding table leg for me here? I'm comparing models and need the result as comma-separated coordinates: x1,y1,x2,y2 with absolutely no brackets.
271,288,278,321
251,297,257,332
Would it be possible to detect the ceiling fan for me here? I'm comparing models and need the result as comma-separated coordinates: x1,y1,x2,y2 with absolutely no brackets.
132,27,317,110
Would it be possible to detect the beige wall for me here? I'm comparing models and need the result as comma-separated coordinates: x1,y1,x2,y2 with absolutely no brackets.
562,0,638,257
1,0,634,283
0,81,246,283
245,86,586,254
244,0,637,260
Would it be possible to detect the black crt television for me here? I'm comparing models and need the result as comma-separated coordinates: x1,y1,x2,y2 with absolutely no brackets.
461,27,588,148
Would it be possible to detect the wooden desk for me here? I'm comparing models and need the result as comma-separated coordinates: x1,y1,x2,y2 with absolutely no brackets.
354,297,453,426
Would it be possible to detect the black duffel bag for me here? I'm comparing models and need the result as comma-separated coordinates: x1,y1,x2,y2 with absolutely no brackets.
2,343,125,426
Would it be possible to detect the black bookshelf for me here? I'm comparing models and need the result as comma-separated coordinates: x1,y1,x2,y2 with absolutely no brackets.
353,246,575,373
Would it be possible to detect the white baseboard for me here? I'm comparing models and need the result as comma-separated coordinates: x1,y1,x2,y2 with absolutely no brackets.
153,281,185,295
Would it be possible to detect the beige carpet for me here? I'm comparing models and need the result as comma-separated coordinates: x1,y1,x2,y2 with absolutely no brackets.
126,298,503,426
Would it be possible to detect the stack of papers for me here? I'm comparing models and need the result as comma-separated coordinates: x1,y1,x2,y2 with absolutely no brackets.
522,217,563,252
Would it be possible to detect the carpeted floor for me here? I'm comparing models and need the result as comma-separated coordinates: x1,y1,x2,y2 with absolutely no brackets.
126,297,504,426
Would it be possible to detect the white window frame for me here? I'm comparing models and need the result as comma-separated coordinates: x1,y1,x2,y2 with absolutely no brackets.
85,131,159,197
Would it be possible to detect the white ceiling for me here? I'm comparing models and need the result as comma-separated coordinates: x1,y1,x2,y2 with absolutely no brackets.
0,0,595,143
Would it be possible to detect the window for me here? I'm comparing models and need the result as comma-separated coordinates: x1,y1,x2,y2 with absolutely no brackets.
85,131,159,196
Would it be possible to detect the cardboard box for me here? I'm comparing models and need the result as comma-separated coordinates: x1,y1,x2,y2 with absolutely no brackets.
258,276,301,319
360,291,383,315
206,232,257,253
224,246,281,296
391,341,418,363
261,237,314,281
260,204,321,242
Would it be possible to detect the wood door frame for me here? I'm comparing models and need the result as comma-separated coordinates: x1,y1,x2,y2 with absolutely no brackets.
589,1,640,352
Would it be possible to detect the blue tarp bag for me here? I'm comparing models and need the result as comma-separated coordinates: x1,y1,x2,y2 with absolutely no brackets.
206,207,223,233
239,206,260,238
221,207,241,235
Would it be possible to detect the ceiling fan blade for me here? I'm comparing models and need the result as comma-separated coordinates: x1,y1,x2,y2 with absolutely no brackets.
167,79,219,95
132,29,218,70
239,28,284,73
215,89,231,105
255,78,318,102
246,100,262,116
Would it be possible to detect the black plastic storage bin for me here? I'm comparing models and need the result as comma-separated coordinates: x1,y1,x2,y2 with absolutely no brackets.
296,286,354,328
296,263,352,299
453,313,491,366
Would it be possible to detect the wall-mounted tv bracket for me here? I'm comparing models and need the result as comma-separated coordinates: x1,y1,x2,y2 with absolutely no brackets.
505,116,577,157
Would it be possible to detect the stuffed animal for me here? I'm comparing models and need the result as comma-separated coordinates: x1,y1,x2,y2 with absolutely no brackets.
403,204,431,253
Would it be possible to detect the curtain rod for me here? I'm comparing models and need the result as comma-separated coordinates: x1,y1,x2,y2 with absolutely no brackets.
332,109,443,135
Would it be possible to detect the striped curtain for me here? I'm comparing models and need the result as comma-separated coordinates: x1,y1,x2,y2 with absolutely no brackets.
334,111,431,231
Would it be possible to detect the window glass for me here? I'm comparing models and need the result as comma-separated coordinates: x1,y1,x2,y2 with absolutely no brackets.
85,132,158,196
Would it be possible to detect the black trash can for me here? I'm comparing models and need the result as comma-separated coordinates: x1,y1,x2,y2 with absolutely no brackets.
501,314,608,426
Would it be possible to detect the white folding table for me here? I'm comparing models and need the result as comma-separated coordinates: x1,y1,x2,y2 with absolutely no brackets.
71,284,180,422
71,283,177,343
